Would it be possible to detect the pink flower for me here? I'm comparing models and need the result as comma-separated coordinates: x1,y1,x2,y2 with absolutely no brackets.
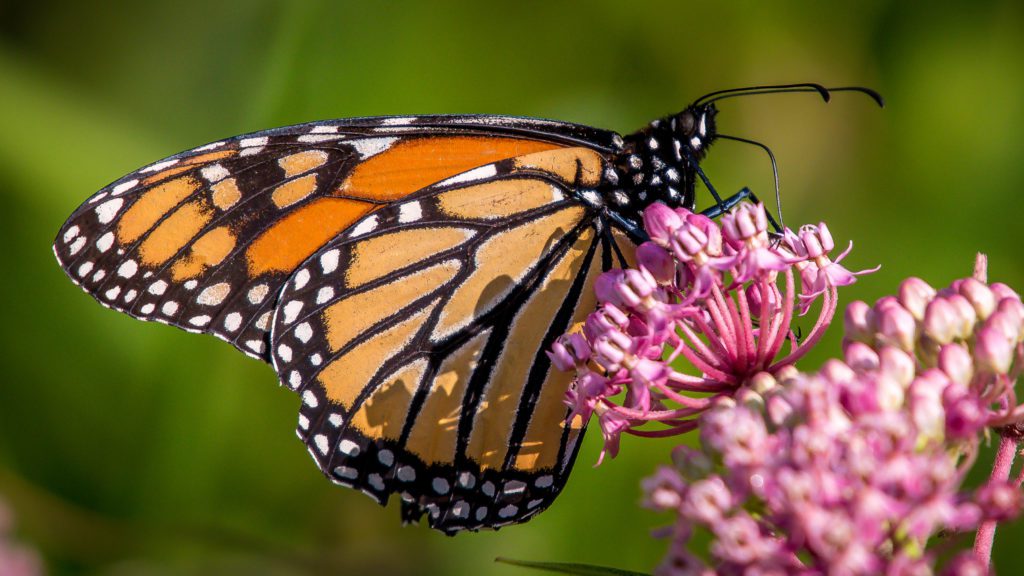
642,263,1024,574
550,202,874,457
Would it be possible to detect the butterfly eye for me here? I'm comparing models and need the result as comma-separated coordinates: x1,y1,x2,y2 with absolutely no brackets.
676,111,697,137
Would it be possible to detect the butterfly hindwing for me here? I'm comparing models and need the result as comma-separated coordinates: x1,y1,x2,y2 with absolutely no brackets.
53,117,619,362
269,148,629,532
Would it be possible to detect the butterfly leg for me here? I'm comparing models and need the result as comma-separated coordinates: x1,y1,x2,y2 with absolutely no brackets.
699,187,782,233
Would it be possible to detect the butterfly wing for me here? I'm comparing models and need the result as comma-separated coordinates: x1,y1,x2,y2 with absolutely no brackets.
270,147,636,533
53,116,622,361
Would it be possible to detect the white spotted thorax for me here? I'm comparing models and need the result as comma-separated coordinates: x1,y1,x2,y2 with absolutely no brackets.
602,103,718,230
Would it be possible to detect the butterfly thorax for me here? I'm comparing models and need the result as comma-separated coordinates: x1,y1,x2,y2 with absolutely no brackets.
602,103,717,232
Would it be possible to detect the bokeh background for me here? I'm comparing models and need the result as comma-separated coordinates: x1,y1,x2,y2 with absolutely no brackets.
2,1,1023,574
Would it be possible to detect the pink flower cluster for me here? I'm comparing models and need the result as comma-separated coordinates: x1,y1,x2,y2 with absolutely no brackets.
643,270,1024,574
548,202,873,461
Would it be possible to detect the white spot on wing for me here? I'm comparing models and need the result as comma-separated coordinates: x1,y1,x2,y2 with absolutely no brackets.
95,232,114,253
381,117,415,126
437,164,497,187
112,180,138,195
432,478,450,494
77,262,94,277
277,344,293,362
225,311,242,330
316,286,334,304
239,136,268,156
350,137,398,159
95,198,124,224
397,466,415,482
104,287,121,300
498,504,518,518
295,322,313,343
148,280,168,295
140,159,179,173
313,434,329,455
311,125,339,133
349,215,378,238
117,260,138,278
398,201,422,223
195,142,225,152
200,164,230,182
297,134,344,143
63,226,80,243
246,340,265,354
339,439,360,456
224,312,242,332
320,249,340,273
281,300,303,324
161,301,179,316
293,269,310,290
239,136,268,148
188,315,211,326
302,390,318,408
255,312,271,330
68,237,87,255
248,284,269,304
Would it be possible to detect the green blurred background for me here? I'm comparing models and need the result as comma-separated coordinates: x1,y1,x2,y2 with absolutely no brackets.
2,1,1023,574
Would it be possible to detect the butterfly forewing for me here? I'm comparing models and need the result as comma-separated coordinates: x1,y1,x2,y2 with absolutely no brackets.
54,117,618,362
269,148,628,532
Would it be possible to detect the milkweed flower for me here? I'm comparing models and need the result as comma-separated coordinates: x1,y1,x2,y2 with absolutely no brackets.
550,201,1024,573
642,264,1024,574
549,201,875,460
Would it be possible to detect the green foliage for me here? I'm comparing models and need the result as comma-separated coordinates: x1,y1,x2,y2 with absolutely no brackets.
1,1,1022,573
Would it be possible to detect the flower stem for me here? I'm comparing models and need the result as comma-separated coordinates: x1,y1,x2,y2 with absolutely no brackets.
973,433,1018,566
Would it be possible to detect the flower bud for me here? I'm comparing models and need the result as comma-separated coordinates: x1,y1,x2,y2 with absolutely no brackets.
721,202,768,249
636,242,675,284
922,297,959,345
974,325,1014,375
642,203,681,245
986,307,1023,346
843,300,874,343
583,303,630,341
947,294,978,339
958,278,997,320
547,339,576,372
990,282,1022,303
909,368,949,440
937,343,973,386
898,277,936,320
799,225,826,259
879,346,916,389
875,301,917,352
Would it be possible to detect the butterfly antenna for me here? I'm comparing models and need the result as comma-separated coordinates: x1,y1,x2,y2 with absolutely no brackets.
717,134,784,230
694,83,831,106
693,84,884,108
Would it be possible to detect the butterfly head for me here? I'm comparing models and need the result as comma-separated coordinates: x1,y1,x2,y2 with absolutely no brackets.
672,102,718,158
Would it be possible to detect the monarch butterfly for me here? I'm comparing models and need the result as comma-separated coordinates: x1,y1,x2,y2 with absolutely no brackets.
53,83,881,534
